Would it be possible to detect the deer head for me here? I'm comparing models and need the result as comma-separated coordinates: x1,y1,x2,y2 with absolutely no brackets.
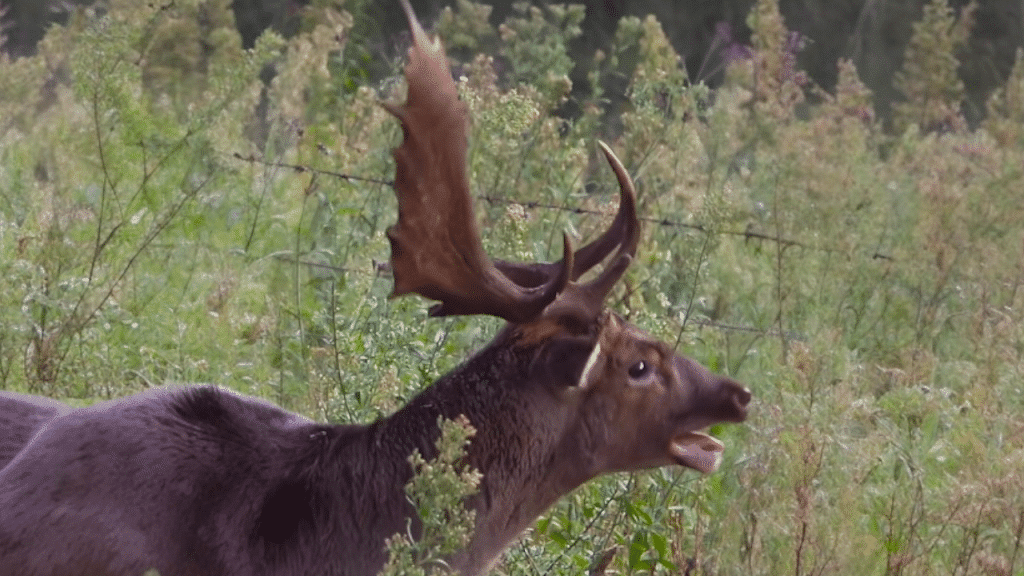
380,1,751,570
382,0,746,467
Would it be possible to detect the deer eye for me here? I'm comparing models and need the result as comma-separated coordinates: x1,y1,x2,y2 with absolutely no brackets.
628,360,651,380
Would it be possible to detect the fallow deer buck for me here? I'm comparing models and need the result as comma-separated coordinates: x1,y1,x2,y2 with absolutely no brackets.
0,2,750,575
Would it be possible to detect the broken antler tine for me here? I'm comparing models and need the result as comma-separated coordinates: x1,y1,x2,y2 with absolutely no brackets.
557,231,575,289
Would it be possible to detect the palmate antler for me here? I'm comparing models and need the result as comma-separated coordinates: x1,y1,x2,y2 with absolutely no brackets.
384,0,639,325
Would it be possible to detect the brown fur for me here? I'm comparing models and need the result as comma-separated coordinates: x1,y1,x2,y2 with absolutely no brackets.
0,319,747,576
0,3,751,574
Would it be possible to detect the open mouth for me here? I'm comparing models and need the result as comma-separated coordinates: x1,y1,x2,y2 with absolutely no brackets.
669,432,725,474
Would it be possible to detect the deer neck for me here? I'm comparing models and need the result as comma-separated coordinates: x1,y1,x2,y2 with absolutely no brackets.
378,328,595,575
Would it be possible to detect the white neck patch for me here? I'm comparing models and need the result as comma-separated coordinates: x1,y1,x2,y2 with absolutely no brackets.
577,342,602,388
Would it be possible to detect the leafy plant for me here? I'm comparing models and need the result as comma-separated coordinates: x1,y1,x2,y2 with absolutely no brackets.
382,416,482,576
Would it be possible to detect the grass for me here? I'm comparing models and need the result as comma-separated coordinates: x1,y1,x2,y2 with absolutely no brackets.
1,0,1022,574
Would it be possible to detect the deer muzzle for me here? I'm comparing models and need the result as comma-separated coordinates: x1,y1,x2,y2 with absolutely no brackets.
670,359,751,473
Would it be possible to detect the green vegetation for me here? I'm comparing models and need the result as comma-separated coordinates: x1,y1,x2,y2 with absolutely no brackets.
383,416,481,575
1,0,1022,574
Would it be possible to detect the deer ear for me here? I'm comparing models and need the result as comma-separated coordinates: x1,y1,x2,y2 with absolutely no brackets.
531,338,602,389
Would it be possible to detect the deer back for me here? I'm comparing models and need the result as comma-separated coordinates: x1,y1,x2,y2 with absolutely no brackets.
0,392,67,470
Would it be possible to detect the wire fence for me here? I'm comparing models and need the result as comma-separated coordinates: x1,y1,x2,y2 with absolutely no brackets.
237,152,830,340
234,151,897,261
235,148,1024,344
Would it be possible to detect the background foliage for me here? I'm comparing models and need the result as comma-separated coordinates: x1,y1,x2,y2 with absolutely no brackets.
3,0,1023,128
1,0,1022,574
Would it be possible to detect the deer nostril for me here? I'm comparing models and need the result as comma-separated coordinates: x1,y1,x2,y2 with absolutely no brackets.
723,380,751,420
733,384,752,407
